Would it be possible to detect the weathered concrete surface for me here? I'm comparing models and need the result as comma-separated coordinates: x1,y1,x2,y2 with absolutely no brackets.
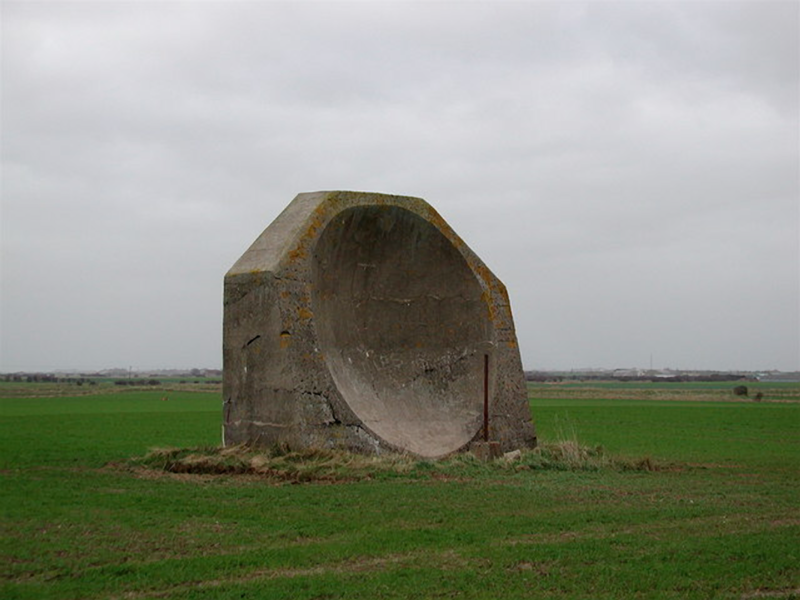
223,191,536,458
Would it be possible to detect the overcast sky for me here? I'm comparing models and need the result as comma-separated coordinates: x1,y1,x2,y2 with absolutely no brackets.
1,0,798,373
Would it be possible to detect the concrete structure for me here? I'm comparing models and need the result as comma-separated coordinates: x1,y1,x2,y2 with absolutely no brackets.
223,191,536,458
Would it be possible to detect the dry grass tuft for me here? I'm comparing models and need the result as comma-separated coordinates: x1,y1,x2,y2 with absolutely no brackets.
525,440,660,472
131,445,418,483
128,439,661,483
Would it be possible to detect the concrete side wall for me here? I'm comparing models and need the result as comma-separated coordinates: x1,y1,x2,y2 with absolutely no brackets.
223,271,383,453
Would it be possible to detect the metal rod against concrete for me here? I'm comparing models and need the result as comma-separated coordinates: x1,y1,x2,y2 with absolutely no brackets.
483,354,489,442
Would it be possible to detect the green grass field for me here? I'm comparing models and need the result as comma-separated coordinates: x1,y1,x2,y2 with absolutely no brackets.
2,383,798,599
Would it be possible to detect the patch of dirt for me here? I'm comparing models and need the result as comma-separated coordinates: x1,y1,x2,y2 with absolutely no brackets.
740,589,800,599
122,464,276,485
507,561,553,576
506,511,796,549
769,518,800,528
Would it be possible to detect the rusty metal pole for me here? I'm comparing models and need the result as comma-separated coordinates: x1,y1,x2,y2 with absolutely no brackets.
483,354,489,442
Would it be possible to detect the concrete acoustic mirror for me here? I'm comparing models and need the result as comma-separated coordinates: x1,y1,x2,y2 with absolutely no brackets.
223,191,536,458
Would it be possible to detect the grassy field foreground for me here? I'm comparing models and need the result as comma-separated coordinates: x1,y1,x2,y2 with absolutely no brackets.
1,384,798,599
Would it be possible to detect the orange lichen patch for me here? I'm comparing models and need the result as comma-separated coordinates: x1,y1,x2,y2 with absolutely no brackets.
313,202,330,218
297,307,314,320
499,287,510,305
279,333,292,349
323,194,347,214
424,209,452,238
481,290,497,323
288,245,308,262
472,263,490,285
304,215,324,238
423,211,466,258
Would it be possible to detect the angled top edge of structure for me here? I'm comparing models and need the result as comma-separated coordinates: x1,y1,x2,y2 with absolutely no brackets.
226,191,505,296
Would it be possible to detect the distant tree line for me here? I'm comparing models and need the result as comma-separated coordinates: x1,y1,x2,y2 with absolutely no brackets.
2,374,222,386
3,374,97,385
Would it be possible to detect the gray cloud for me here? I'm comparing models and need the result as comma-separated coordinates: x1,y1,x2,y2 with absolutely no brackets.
2,1,797,372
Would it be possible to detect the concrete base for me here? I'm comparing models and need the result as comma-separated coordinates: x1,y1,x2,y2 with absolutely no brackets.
471,441,503,461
